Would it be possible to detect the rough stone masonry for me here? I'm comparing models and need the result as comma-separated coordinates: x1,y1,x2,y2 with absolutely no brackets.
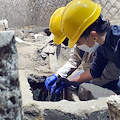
0,31,23,120
0,0,120,28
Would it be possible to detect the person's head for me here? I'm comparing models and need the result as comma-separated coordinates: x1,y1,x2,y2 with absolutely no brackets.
61,0,110,48
49,7,67,45
76,14,110,48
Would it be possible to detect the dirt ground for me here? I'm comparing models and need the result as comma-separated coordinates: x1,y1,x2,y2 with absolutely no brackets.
15,27,74,84
16,35,53,80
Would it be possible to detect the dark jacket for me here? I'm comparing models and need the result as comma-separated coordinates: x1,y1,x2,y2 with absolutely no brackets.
90,25,120,78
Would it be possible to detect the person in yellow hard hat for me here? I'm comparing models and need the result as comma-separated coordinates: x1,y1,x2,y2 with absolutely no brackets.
49,7,66,45
45,6,120,100
49,0,120,95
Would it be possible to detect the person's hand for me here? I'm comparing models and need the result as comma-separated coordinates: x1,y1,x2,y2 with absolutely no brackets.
50,81,67,101
50,78,80,94
50,80,67,94
45,74,57,90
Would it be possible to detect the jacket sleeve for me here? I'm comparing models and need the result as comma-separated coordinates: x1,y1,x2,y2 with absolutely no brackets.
56,45,82,78
113,38,120,69
90,46,109,78
90,61,120,86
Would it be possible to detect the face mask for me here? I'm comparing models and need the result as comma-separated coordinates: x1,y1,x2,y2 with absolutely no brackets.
77,42,100,53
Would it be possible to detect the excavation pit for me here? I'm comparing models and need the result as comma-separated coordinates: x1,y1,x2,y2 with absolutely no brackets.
27,74,64,101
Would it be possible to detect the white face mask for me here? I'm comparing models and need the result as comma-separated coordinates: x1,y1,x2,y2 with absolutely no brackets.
77,42,100,53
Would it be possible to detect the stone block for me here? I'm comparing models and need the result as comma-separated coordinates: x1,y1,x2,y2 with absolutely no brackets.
107,95,120,120
0,19,8,31
0,31,23,120
65,87,80,102
78,83,116,101
22,97,111,120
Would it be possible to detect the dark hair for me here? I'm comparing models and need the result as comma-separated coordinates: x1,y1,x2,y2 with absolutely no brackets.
81,14,110,38
44,28,51,36
63,37,69,46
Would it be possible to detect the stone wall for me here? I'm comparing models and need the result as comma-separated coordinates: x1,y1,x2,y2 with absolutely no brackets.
0,0,30,28
93,0,120,25
0,0,120,28
0,31,23,119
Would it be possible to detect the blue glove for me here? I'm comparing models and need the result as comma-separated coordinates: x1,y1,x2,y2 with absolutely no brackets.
45,74,57,90
50,78,80,94
50,81,67,94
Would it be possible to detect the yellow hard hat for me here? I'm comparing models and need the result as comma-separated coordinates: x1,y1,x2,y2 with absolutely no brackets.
49,7,66,45
61,0,101,48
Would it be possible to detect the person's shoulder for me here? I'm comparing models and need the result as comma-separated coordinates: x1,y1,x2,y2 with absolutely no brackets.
96,45,103,52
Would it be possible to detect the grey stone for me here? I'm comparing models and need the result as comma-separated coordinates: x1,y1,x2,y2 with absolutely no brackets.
99,0,107,6
107,95,120,120
21,98,111,120
0,19,8,30
0,31,23,119
65,87,80,102
78,83,116,101
110,0,117,5
41,52,47,59
23,104,41,120
0,31,14,47
109,7,118,16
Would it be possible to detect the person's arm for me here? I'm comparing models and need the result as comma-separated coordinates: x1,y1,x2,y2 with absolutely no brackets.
69,46,109,83
90,46,109,78
69,69,93,83
46,45,83,91
56,45,83,78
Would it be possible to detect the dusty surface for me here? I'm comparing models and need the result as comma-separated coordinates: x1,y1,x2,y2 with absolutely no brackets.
16,28,54,76
16,36,69,79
